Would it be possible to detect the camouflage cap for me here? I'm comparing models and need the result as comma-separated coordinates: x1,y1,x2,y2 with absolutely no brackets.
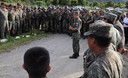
104,13,117,22
84,20,113,38
111,10,122,16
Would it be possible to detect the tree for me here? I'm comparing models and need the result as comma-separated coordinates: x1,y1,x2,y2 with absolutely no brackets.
45,0,53,5
71,0,78,6
92,1,98,7
78,0,86,5
59,0,71,6
126,1,128,8
52,0,59,5
105,1,114,7
114,3,125,8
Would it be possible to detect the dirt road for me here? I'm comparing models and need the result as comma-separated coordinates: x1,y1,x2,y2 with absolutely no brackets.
0,34,127,78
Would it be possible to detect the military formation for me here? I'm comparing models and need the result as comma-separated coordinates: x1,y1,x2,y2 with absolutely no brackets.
0,2,128,78
0,3,126,40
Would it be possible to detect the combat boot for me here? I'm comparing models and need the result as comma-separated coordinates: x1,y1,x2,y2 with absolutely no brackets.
69,53,79,59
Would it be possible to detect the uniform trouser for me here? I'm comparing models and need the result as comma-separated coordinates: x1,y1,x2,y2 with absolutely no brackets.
0,21,6,39
124,27,128,44
35,19,40,30
15,21,20,36
86,23,90,32
72,38,80,55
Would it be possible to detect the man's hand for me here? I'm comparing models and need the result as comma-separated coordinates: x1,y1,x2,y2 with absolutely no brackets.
69,26,75,31
118,48,128,54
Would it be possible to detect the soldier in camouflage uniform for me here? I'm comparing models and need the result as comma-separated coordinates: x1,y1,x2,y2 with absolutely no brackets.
103,13,127,53
17,3,23,34
41,8,47,31
25,8,32,32
14,5,20,36
8,5,15,36
0,3,8,39
82,21,123,78
34,7,40,30
54,8,61,33
69,10,82,59
81,10,93,38
22,7,27,33
4,4,9,38
112,10,127,53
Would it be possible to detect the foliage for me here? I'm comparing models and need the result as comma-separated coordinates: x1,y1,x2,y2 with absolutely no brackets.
78,0,86,5
126,1,128,8
105,1,114,7
0,0,126,8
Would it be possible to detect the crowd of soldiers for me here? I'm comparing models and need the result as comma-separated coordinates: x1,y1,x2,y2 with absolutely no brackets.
0,3,126,40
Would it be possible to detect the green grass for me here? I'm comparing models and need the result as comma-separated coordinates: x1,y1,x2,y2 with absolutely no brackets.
0,30,50,53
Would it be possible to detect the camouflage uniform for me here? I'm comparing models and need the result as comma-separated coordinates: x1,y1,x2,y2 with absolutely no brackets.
112,10,125,48
82,49,123,78
104,13,124,50
41,9,47,31
15,9,20,36
82,21,123,78
4,8,9,38
70,11,82,58
22,8,27,33
8,7,15,36
82,18,122,71
0,6,8,39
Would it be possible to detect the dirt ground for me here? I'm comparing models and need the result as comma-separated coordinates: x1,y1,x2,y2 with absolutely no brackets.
0,34,127,78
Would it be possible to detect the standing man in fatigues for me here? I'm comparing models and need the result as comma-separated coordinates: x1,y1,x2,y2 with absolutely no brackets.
82,21,123,78
14,5,21,37
69,10,82,59
0,3,7,39
8,5,15,36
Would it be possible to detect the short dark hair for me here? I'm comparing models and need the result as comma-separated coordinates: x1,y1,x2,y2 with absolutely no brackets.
90,35,112,48
24,47,50,77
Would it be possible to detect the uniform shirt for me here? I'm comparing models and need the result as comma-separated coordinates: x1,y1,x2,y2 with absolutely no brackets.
8,10,15,21
15,10,20,21
0,8,6,20
110,26,122,50
83,49,123,78
71,18,82,39
114,21,125,49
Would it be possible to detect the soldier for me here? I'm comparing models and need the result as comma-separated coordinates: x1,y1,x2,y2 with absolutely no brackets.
82,21,123,78
38,7,43,30
103,13,127,53
31,8,36,31
69,10,82,59
22,7,27,33
54,8,62,33
41,8,47,31
8,5,15,36
0,3,8,39
112,10,127,53
80,19,123,77
4,4,9,38
82,10,93,33
25,8,32,32
17,3,23,34
14,5,20,36
33,6,39,30
47,7,53,32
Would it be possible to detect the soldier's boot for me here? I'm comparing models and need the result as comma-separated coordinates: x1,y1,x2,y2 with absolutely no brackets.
69,53,79,59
